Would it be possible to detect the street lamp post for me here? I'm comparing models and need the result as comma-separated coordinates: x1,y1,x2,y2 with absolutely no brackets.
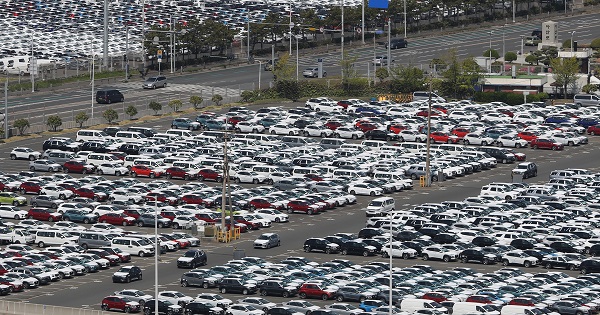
571,31,576,52
404,0,407,38
361,0,365,44
489,31,494,73
502,25,506,75
258,60,262,91
520,35,524,56
341,0,344,59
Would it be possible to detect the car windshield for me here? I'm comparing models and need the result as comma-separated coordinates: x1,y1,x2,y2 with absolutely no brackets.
184,251,197,257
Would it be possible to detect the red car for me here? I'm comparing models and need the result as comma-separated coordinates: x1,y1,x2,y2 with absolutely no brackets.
248,197,278,210
304,173,324,182
57,182,79,194
0,276,24,292
101,296,142,313
325,121,343,130
432,104,449,114
165,167,197,180
517,131,539,142
430,132,459,144
197,169,222,182
498,108,514,117
416,109,443,117
356,122,377,133
298,283,335,300
181,194,207,205
19,182,42,195
451,127,472,139
587,124,600,135
122,209,142,219
228,116,246,125
287,200,319,215
337,100,352,109
389,124,409,134
508,298,537,307
195,212,220,224
160,210,178,221
421,292,449,303
99,247,131,263
73,187,108,201
107,152,127,161
27,208,62,222
130,165,163,178
98,212,135,226
145,192,179,206
87,249,121,266
530,138,564,150
63,160,94,174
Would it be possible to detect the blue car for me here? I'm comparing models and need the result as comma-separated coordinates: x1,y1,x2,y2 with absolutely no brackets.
359,300,386,312
355,106,383,115
577,117,599,128
545,116,570,124
171,118,201,130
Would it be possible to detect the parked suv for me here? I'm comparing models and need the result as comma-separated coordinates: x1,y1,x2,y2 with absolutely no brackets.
386,38,408,49
142,76,167,89
512,162,538,179
218,278,258,295
176,249,207,268
303,238,340,254
96,89,124,104
259,280,298,298
459,248,497,265
574,93,600,107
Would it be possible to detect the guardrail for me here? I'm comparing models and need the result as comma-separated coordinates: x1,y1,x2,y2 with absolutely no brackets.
0,301,107,315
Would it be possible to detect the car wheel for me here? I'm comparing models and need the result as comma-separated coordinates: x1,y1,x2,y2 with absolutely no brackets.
51,203,58,209
289,131,295,135
570,264,577,271
144,309,151,315
38,241,45,248
101,305,109,311
274,216,280,222
362,250,369,257
323,72,327,77
198,175,204,181
307,209,313,215
13,201,19,206
411,174,417,180
220,288,227,294
137,222,144,227
336,296,344,302
552,146,557,151
351,134,357,139
166,174,172,179
64,168,70,173
533,145,538,149
463,140,470,145
502,259,509,266
83,218,90,224
341,249,347,255
369,191,375,196
30,166,35,171
515,143,522,148
524,261,532,268
158,222,164,228
422,254,429,261
31,202,37,207
432,176,439,182
139,251,145,257
325,248,332,254
173,223,180,229
350,190,356,194
9,154,16,160
202,282,209,289
402,253,410,259
382,251,389,258
443,255,450,262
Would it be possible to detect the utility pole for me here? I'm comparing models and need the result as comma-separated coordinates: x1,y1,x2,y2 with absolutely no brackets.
30,33,35,93
141,0,146,72
361,0,365,44
125,25,129,81
103,0,109,71
341,0,344,58
4,80,7,139
424,77,433,187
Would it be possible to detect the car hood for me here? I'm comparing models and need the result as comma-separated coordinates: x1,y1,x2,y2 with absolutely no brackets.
113,272,130,277
177,257,194,262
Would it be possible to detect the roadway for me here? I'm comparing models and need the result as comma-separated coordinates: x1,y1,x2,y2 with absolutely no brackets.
0,106,599,310
6,11,600,128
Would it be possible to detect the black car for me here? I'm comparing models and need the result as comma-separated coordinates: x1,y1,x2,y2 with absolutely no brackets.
136,213,172,228
403,241,425,256
395,231,423,241
357,228,385,239
218,278,258,295
364,129,397,141
472,236,497,247
103,127,123,137
340,240,377,256
259,280,298,298
459,248,497,265
184,301,222,315
177,249,207,268
119,143,142,155
96,89,124,104
580,260,600,274
42,139,79,152
386,38,408,49
513,162,538,179
112,265,143,283
540,256,580,270
80,141,110,153
303,238,340,254
550,241,582,253
143,299,183,315
510,238,535,250
432,233,458,244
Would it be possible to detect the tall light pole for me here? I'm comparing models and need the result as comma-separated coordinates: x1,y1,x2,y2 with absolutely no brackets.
489,31,493,73
125,25,129,81
387,18,391,73
154,197,159,315
296,36,299,81
258,61,262,91
289,3,293,55
91,41,95,120
404,0,407,38
520,35,524,56
512,0,516,23
247,11,251,61
170,15,174,74
571,31,576,52
361,0,365,44
341,0,344,59
103,0,109,71
502,25,506,60
30,33,35,93
141,0,146,73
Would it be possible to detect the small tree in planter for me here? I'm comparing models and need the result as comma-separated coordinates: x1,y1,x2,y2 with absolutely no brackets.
149,101,162,115
211,94,223,106
13,118,30,136
125,105,138,120
103,108,119,124
189,95,203,110
46,115,62,132
168,99,183,112
504,51,518,63
75,112,89,128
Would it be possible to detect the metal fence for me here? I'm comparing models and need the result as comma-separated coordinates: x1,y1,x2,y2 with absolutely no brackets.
0,301,109,315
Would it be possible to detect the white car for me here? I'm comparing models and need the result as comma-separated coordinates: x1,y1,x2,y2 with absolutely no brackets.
172,216,202,229
0,205,28,220
462,133,494,146
235,121,265,133
269,124,301,136
512,113,544,124
96,163,129,176
56,203,93,214
237,297,277,312
53,221,87,231
10,147,42,160
501,250,538,267
397,130,426,142
227,303,264,315
93,205,122,216
421,246,459,262
303,125,334,137
114,289,153,305
381,242,418,259
347,183,383,196
313,102,341,112
194,293,232,309
90,223,124,233
109,189,143,203
333,127,364,139
255,209,289,223
234,171,267,184
496,134,528,148
305,97,336,110
40,186,74,200
29,159,62,172
158,291,194,307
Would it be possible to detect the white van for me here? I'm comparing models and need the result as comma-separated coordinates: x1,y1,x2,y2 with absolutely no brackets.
124,155,145,168
365,197,396,216
361,140,388,150
501,306,545,315
453,302,499,315
400,299,448,313
35,229,78,248
332,169,363,179
76,129,112,142
114,131,146,142
166,129,194,139
173,161,201,170
133,158,168,170
397,142,426,153
111,237,155,257
291,167,321,177
86,153,124,166
253,165,282,177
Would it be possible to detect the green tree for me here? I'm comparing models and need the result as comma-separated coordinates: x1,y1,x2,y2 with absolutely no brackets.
272,53,295,82
211,94,223,106
504,52,518,63
525,54,539,65
550,57,580,98
340,52,358,82
46,115,62,132
276,80,300,101
102,108,118,124
582,84,599,94
168,99,183,112
439,49,482,99
75,112,89,128
375,68,389,83
149,101,162,115
389,65,426,93
125,105,138,119
591,38,600,49
240,90,254,103
189,95,204,110
533,46,558,66
482,49,500,59
562,39,573,49
13,118,29,136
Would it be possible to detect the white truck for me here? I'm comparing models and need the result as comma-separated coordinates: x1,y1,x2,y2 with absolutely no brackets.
0,228,35,244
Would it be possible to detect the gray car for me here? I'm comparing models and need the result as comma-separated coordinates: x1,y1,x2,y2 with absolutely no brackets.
135,213,172,228
29,159,62,172
142,76,167,89
30,195,65,209
180,271,218,288
281,300,320,314
274,179,307,190
325,303,364,315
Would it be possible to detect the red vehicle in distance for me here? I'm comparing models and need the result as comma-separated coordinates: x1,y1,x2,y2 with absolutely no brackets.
130,165,163,178
27,208,62,222
63,160,95,174
429,132,460,144
530,138,564,150
19,182,42,195
98,212,135,226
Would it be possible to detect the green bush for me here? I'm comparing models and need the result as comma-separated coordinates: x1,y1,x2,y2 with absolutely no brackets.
13,118,29,136
482,49,500,59
189,96,203,110
149,101,162,115
211,94,223,106
504,52,518,63
240,90,254,103
46,115,62,132
102,108,118,124
75,112,89,128
591,38,600,49
168,99,183,112
125,105,138,119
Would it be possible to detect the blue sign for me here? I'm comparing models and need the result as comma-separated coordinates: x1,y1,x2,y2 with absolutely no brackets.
375,30,384,35
368,0,389,9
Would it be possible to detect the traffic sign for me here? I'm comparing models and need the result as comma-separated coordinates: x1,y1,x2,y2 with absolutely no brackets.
319,26,324,33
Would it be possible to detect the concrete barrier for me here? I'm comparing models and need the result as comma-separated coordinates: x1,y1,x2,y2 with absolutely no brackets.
0,301,108,315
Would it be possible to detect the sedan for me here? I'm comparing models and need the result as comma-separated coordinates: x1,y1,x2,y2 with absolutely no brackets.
112,265,143,283
101,296,141,313
96,163,129,176
30,195,64,209
29,160,62,172
364,130,398,141
269,124,301,136
397,130,426,142
333,127,364,139
98,212,136,226
530,138,564,150
347,183,383,196
496,134,528,148
0,205,28,220
235,121,265,133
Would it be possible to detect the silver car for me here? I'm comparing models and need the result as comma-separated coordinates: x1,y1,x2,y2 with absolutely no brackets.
29,159,62,172
142,76,167,89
